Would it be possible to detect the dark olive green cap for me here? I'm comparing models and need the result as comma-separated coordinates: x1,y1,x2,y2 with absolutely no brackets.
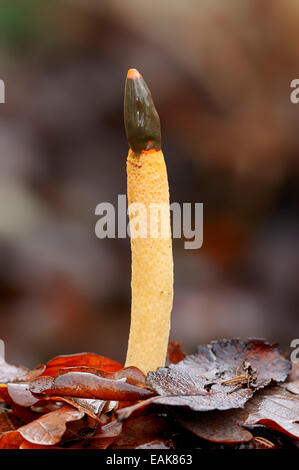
124,68,161,153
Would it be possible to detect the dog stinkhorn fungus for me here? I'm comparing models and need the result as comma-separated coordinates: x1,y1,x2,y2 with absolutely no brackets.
124,68,174,374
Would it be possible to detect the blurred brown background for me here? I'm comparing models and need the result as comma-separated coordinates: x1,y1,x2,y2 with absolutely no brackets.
0,0,298,368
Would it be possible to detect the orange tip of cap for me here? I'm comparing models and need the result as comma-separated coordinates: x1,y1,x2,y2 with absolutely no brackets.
127,68,142,80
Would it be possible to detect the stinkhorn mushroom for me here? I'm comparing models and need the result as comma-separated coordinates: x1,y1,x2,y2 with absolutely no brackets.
124,68,174,374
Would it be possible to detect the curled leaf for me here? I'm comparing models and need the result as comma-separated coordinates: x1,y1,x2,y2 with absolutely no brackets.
48,396,106,422
7,383,39,407
41,353,122,377
30,371,155,401
19,405,84,446
0,405,84,448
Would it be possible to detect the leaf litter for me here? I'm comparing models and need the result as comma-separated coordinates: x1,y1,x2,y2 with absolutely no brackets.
0,339,297,449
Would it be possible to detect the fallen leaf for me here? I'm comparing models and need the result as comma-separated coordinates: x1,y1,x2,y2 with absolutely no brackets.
30,372,155,401
16,405,84,446
19,441,61,449
5,380,107,422
49,396,106,422
167,342,186,365
0,409,24,435
146,339,291,412
110,416,175,449
18,365,46,382
136,439,176,449
286,381,299,395
7,383,39,407
0,384,40,423
41,353,122,377
0,384,10,403
116,397,155,421
66,420,122,449
111,367,147,388
245,386,299,439
0,431,23,449
174,408,252,443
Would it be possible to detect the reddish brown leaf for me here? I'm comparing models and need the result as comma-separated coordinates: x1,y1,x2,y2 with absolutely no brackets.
0,431,23,449
41,353,122,377
6,380,107,423
116,398,155,421
67,437,115,449
19,441,61,449
111,367,147,388
146,339,291,412
0,384,10,403
135,439,176,449
16,405,84,446
44,365,148,394
55,366,147,388
66,420,122,449
167,342,186,365
30,372,155,401
110,416,175,449
18,365,46,382
245,386,299,439
0,383,40,423
174,408,252,443
48,396,106,422
0,405,85,448
7,383,39,407
0,409,24,435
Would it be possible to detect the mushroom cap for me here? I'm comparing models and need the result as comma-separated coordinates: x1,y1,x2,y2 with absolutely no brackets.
124,68,161,153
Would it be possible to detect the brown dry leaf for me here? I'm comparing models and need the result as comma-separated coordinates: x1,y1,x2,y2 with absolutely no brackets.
6,381,106,422
0,405,85,446
19,441,61,449
20,405,84,446
49,396,106,422
18,365,46,382
167,342,186,365
52,365,146,385
29,372,155,401
174,408,252,443
0,384,10,403
0,409,24,435
0,431,24,449
245,386,299,439
40,352,122,377
0,383,40,423
66,420,122,449
7,383,39,407
110,416,175,449
146,339,291,412
136,440,176,449
116,397,155,421
111,367,147,388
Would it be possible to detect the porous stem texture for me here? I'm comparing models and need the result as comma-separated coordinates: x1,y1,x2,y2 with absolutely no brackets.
125,148,173,373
